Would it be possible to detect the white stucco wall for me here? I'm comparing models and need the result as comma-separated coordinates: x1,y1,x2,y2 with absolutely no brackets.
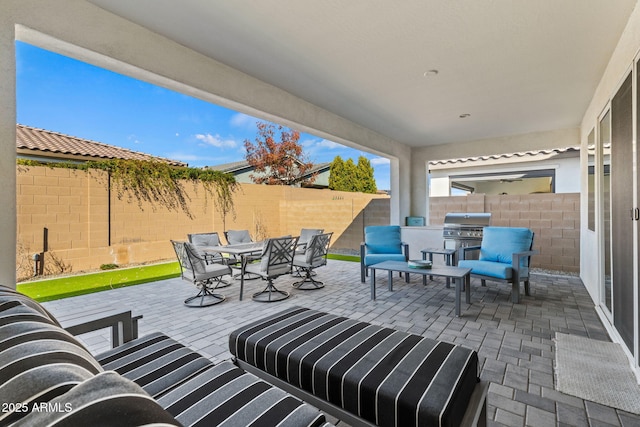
429,155,580,196
430,177,451,197
555,156,581,193
0,21,16,287
411,128,579,221
580,2,640,305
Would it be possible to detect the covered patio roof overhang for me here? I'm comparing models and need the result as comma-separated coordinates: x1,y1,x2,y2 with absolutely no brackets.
0,0,639,287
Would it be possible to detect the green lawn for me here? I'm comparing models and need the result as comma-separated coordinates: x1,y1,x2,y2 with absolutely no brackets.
16,254,359,303
17,262,181,302
327,253,360,263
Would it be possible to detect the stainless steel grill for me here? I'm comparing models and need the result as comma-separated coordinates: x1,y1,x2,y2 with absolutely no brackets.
443,212,491,251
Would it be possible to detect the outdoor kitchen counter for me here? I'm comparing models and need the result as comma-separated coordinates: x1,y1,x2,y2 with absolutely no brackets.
401,226,444,259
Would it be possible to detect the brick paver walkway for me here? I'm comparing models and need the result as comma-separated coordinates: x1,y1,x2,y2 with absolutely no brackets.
43,260,640,426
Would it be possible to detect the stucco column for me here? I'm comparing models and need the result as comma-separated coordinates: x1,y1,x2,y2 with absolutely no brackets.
0,18,17,287
410,148,429,223
390,146,412,225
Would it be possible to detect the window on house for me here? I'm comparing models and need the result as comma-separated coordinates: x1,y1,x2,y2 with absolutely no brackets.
449,169,556,195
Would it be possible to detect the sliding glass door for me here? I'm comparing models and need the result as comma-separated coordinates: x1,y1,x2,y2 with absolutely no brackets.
610,72,634,351
599,109,612,316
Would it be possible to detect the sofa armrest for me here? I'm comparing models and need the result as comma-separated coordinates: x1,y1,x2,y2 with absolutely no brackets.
61,309,142,348
512,250,539,278
402,242,410,260
458,245,481,262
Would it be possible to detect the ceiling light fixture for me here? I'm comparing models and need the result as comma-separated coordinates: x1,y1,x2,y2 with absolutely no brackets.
459,113,471,118
423,69,439,77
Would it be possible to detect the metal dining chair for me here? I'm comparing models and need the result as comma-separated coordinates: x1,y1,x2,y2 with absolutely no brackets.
245,236,299,302
171,240,231,307
292,232,333,290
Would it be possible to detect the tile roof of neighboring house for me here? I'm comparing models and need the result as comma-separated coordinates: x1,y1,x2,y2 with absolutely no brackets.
428,146,580,166
206,160,252,173
207,160,331,175
16,124,187,166
304,162,331,175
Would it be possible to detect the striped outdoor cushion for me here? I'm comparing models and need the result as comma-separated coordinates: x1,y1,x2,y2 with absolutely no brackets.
96,333,329,426
229,306,479,427
0,302,103,425
96,332,213,398
157,360,327,427
13,371,180,426
0,285,60,325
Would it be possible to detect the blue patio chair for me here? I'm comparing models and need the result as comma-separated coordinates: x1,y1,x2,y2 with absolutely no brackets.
458,226,538,303
360,225,409,282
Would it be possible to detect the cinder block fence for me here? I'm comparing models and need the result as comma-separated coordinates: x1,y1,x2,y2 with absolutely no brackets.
16,165,579,280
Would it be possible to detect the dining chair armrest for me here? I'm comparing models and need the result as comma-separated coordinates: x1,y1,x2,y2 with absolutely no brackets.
204,252,223,265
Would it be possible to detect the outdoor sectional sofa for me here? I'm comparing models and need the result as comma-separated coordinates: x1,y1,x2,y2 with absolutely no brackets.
0,286,327,426
0,285,487,426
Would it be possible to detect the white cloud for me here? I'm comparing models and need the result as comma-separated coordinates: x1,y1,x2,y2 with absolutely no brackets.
167,153,201,162
316,139,341,149
370,156,390,166
299,138,317,148
230,113,258,128
166,152,234,166
127,134,142,144
195,133,237,149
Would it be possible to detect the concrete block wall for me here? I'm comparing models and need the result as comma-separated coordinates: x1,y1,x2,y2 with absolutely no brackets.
16,166,389,279
280,196,391,251
429,193,580,273
17,165,578,277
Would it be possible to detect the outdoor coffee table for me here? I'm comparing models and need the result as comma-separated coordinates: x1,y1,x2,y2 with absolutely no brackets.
369,260,472,316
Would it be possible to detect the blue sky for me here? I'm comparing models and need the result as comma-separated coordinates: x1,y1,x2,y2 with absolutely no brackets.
16,41,390,190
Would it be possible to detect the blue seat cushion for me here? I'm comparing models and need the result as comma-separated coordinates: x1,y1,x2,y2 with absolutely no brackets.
364,253,407,267
459,260,513,280
364,225,402,254
479,227,533,267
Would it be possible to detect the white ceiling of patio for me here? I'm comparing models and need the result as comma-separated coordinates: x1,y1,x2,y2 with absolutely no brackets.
88,0,637,147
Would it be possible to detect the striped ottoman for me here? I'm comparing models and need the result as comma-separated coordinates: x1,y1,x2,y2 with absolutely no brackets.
230,307,483,427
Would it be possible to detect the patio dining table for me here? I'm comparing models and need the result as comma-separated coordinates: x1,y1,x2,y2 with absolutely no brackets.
201,242,264,301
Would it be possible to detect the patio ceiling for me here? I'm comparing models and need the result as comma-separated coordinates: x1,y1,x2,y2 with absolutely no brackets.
88,0,637,147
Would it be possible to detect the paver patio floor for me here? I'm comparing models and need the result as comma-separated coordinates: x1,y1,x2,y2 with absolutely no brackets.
43,260,640,426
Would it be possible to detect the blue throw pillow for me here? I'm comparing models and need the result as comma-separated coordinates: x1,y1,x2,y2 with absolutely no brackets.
365,225,402,254
479,227,533,265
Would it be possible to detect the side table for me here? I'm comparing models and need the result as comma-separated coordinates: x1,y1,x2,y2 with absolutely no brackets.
421,248,457,287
